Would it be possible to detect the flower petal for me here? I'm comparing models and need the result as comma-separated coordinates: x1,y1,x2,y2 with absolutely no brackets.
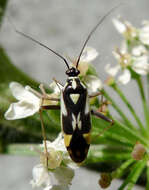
78,62,89,76
9,82,39,103
40,148,63,169
4,100,39,120
132,56,149,75
118,69,131,85
105,64,120,77
112,18,126,34
139,21,149,45
49,82,61,94
80,46,99,62
112,50,121,61
132,45,147,56
43,133,66,152
53,166,74,186
84,75,103,94
30,164,51,188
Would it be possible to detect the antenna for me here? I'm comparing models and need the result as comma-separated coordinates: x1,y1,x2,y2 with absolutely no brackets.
76,4,122,68
8,17,70,69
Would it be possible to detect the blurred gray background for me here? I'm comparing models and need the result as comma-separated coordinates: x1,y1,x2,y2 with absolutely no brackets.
0,0,149,189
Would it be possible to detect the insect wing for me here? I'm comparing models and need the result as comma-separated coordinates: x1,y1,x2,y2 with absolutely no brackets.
61,78,91,163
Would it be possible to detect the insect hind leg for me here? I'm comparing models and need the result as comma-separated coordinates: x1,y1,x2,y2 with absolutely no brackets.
91,109,114,138
38,85,60,168
39,105,49,168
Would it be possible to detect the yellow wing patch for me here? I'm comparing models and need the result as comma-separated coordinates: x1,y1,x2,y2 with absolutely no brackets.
64,134,72,147
83,133,91,144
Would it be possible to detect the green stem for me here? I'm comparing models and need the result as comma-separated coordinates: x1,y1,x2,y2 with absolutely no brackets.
113,84,147,136
147,74,149,102
87,147,131,163
146,166,149,190
136,77,149,131
102,89,136,130
114,120,149,147
118,160,146,190
111,158,134,179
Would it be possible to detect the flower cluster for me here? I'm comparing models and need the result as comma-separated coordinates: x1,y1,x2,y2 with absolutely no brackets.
30,133,77,190
105,17,149,85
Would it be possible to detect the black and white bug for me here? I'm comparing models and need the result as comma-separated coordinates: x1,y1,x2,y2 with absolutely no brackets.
14,6,118,164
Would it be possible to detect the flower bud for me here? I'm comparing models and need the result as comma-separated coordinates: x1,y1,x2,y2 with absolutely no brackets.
131,142,146,160
98,173,111,189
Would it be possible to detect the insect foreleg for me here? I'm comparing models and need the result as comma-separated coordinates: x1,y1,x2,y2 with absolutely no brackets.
52,77,64,90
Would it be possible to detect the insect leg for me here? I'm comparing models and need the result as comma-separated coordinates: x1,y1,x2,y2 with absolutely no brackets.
89,92,102,98
89,92,110,114
39,83,60,101
39,106,49,168
91,109,114,137
52,77,64,90
39,98,60,168
91,109,113,124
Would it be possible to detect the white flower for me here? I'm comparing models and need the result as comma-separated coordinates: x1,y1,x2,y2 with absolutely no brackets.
131,45,147,56
30,164,74,190
112,17,137,39
112,18,127,34
72,46,99,76
30,133,76,190
80,46,99,62
30,164,51,188
69,46,102,93
45,133,66,152
132,55,149,75
40,133,78,170
105,64,121,77
83,75,103,94
4,82,40,120
139,21,149,45
117,69,131,85
105,48,149,85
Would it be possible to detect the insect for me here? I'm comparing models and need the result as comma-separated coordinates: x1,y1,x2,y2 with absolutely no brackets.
13,6,118,165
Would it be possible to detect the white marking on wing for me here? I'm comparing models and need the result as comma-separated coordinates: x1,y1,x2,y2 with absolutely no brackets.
85,96,89,114
70,94,80,104
72,79,77,89
61,93,67,116
72,113,77,131
77,112,82,130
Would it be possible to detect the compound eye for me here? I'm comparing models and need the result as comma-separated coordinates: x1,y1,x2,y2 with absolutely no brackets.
76,70,80,75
